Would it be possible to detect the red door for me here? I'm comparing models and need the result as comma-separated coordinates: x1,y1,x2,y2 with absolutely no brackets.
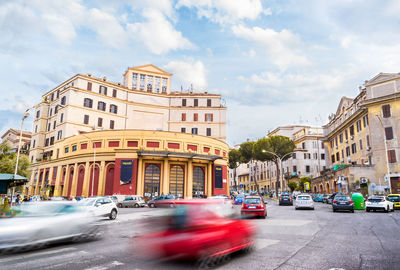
105,165,115,195
89,165,100,197
76,167,85,197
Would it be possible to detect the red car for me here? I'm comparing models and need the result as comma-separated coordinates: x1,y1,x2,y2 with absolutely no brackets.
241,196,267,218
135,199,256,263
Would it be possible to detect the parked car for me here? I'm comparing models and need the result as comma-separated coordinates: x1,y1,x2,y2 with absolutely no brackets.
208,195,230,200
49,196,65,201
279,194,293,205
327,193,338,204
241,196,267,218
79,197,118,219
135,200,256,265
322,194,330,203
147,194,175,208
295,194,314,210
365,196,394,212
118,195,146,208
105,196,119,204
387,194,400,209
234,194,245,205
0,202,101,253
332,195,354,212
315,194,324,202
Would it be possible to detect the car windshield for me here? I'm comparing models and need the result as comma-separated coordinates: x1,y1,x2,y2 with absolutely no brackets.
335,196,350,201
244,198,261,204
14,203,80,217
368,197,383,202
79,199,96,206
297,196,311,200
388,196,400,202
281,195,290,199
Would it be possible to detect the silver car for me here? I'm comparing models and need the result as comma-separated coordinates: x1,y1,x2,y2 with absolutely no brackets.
117,195,146,208
295,194,315,210
0,202,101,253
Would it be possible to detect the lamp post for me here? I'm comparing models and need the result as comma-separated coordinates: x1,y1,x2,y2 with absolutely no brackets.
375,114,391,194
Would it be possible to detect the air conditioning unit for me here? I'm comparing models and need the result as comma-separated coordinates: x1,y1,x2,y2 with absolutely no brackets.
366,146,371,151
335,145,338,149
350,135,354,140
360,178,368,184
363,160,370,165
344,139,348,143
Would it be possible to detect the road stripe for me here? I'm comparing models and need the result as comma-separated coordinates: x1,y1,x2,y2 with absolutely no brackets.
255,239,280,250
84,260,125,270
0,247,77,263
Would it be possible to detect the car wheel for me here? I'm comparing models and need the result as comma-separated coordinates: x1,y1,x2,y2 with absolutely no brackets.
117,203,122,208
333,209,336,212
366,208,370,212
134,203,139,208
351,210,354,213
385,206,389,213
149,203,155,208
109,209,117,220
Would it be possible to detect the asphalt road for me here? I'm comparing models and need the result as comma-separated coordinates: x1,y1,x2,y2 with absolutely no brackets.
1,200,400,270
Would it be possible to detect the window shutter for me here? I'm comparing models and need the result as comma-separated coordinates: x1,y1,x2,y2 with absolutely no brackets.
87,82,92,91
211,114,213,122
204,114,207,121
182,113,186,121
385,127,394,140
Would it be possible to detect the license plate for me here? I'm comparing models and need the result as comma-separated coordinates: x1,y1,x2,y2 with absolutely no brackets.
248,206,256,209
339,202,346,204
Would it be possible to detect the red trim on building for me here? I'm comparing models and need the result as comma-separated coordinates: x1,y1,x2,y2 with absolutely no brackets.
215,149,220,155
50,166,57,185
67,167,74,197
89,164,100,197
168,143,180,149
76,166,85,197
127,141,138,147
203,147,210,153
187,144,197,151
212,164,228,196
104,164,115,196
81,143,87,150
223,152,226,157
113,159,138,195
93,142,102,148
147,141,160,148
60,167,66,185
108,141,120,147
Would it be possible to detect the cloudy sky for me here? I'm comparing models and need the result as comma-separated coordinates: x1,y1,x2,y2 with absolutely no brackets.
1,0,400,146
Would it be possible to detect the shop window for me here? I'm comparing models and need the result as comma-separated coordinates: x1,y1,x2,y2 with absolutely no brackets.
144,164,160,199
170,165,184,199
193,167,205,197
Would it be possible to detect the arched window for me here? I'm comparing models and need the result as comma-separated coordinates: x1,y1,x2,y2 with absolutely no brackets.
97,101,106,111
170,165,184,198
193,167,205,197
84,98,93,108
144,164,160,199
110,104,118,114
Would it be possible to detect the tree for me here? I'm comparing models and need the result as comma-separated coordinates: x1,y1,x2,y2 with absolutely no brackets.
0,141,31,178
298,177,311,192
288,181,298,192
228,149,241,191
239,141,260,194
253,135,296,196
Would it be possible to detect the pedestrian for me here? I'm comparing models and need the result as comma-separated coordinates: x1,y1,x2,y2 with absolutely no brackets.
16,194,22,205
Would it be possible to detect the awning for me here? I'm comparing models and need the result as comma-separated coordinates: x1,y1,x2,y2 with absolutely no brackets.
0,174,29,194
137,150,222,161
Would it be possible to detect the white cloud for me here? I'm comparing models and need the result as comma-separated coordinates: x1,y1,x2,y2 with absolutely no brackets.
164,60,207,90
127,9,194,54
176,0,267,24
232,24,309,70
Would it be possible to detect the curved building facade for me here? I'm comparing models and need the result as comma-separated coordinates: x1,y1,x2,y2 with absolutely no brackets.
28,130,229,199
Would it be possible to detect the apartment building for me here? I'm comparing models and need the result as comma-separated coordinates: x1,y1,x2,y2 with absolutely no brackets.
1,128,32,154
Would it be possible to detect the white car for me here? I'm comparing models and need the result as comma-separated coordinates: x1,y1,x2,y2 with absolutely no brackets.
295,194,314,210
365,196,394,212
80,197,118,220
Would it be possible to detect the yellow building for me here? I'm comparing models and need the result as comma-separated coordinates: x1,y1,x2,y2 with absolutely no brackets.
313,73,400,195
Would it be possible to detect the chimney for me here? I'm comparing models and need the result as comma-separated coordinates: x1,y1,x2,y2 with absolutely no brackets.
103,76,107,81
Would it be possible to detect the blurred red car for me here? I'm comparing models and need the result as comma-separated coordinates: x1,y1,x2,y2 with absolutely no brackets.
135,199,256,262
241,196,267,218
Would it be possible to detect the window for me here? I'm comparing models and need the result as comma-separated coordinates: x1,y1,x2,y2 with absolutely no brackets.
335,137,338,147
359,139,363,150
112,89,117,97
182,99,186,106
321,153,325,160
339,133,343,143
161,78,168,93
302,142,306,149
56,89,60,98
321,142,324,149
49,108,52,117
98,118,103,127
193,113,198,121
181,113,186,121
32,140,35,148
194,99,198,107
84,115,89,124
382,104,391,118
349,125,354,136
84,98,93,108
363,115,368,127
147,75,153,91
385,127,394,140
366,135,370,147
99,86,107,95
50,93,54,101
345,129,348,140
110,104,118,114
181,127,186,133
57,130,62,140
36,110,40,118
207,99,211,107
65,147,69,153
191,128,198,135
140,74,145,90
87,82,92,91
110,120,114,129
60,113,64,123
304,153,307,159
306,166,310,173
356,120,362,132
206,128,211,136
45,138,49,147
293,166,297,173
48,123,51,131
54,105,58,114
61,96,66,105
72,145,77,151
50,137,55,145
336,152,340,162
205,113,213,122
98,101,106,111
351,143,357,154
35,125,38,133
155,77,160,93
132,73,138,90
346,146,350,157
53,121,56,129
330,140,334,148
292,153,296,159
388,149,397,163
331,155,335,163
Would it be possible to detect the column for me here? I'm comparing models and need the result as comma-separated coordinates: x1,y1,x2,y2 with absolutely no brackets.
162,158,169,195
98,161,106,196
54,165,62,196
62,164,70,197
186,160,193,198
47,167,53,197
82,161,90,197
136,158,143,196
207,162,213,197
71,163,78,196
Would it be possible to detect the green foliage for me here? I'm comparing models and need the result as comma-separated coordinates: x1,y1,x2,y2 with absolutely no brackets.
228,149,241,169
238,141,255,163
253,135,296,163
298,177,311,192
0,142,31,178
288,181,298,192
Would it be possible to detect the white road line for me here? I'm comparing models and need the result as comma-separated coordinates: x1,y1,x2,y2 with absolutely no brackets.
255,239,280,250
0,247,77,263
263,219,312,226
84,260,125,270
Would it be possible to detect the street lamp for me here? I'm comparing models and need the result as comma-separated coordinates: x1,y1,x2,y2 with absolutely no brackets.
375,114,391,194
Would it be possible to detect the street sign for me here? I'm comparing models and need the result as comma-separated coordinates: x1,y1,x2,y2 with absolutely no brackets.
304,182,310,191
240,184,243,188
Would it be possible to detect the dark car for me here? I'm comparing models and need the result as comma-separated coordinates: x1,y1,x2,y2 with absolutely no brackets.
279,194,293,205
332,195,354,212
147,194,175,208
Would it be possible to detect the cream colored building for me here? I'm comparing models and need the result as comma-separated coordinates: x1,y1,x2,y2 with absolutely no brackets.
29,64,226,164
1,128,32,154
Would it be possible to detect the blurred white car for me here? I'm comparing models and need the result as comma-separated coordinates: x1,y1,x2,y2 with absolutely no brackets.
80,197,118,220
0,202,101,253
295,194,314,210
365,196,394,212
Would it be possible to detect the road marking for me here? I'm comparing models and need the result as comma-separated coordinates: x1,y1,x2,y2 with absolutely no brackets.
0,247,77,263
255,239,280,250
264,219,312,226
84,260,125,270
